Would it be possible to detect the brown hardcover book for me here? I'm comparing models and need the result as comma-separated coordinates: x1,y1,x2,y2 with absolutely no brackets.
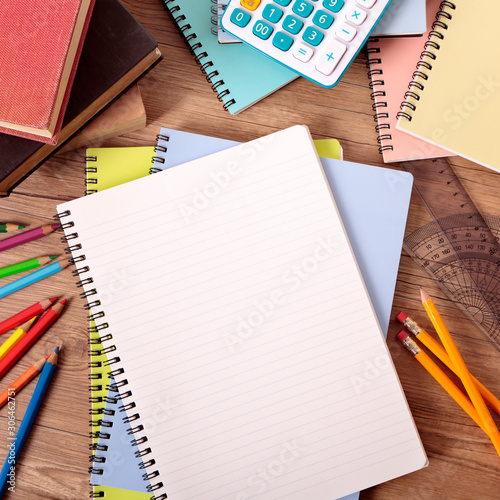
61,84,147,152
0,0,161,196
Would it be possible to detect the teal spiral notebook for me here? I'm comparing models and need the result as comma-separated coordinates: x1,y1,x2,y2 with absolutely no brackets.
159,0,298,114
89,127,414,499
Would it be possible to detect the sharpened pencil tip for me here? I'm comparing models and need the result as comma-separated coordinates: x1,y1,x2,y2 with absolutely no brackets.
420,288,430,303
54,346,60,354
49,297,58,304
59,299,67,305
17,225,25,229
51,223,61,231
49,255,58,260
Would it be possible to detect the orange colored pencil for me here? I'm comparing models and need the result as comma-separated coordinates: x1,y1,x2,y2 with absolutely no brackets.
397,330,487,434
397,310,500,415
0,355,48,409
0,299,66,379
421,288,500,456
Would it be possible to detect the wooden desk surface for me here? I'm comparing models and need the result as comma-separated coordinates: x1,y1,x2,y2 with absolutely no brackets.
0,1,498,498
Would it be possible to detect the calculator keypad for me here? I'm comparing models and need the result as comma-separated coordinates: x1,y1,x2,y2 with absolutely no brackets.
221,0,391,87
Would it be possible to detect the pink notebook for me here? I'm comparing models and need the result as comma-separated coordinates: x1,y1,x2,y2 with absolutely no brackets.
367,0,451,163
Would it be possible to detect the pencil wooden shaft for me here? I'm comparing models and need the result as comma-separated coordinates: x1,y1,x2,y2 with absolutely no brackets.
0,350,58,496
402,316,500,415
0,223,59,253
0,358,45,409
0,255,56,279
415,351,487,434
0,298,57,336
422,291,500,456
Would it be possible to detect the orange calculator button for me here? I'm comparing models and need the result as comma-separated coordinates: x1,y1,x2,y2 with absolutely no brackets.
240,0,261,11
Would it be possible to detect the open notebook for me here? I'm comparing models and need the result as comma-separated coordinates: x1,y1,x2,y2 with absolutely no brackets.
60,126,426,499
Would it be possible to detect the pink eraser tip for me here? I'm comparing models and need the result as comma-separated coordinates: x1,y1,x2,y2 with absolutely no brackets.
396,311,408,323
396,330,409,342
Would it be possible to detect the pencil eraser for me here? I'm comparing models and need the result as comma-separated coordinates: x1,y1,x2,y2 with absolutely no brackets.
396,311,408,323
396,330,409,342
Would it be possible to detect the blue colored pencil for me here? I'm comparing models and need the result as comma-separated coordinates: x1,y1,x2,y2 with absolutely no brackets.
0,260,69,299
0,347,59,497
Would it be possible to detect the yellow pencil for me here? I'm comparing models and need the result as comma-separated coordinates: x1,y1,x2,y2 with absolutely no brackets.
397,310,500,415
397,330,487,434
420,288,500,456
0,317,36,362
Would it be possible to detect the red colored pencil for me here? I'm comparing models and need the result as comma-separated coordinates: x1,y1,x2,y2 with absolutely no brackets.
0,223,60,253
0,298,58,336
0,299,66,379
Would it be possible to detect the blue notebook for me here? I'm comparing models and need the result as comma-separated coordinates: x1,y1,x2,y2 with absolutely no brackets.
372,0,426,36
91,128,413,499
159,0,298,114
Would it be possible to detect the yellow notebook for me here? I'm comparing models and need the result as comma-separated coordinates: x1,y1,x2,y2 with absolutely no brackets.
397,1,500,172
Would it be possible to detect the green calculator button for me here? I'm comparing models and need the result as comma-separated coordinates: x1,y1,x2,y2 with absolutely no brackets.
253,20,274,40
230,8,252,28
313,10,334,29
303,26,324,46
273,31,294,51
292,0,314,18
282,15,304,34
262,4,284,23
323,0,344,13
274,0,292,5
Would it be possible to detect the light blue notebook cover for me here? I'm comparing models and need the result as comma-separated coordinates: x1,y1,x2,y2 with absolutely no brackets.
161,0,297,114
93,128,413,499
372,0,426,36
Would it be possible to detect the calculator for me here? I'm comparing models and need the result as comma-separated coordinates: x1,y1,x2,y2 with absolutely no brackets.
221,0,392,88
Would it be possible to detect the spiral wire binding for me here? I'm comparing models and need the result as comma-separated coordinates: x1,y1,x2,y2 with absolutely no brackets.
160,0,236,111
396,1,456,122
150,133,170,174
365,40,393,154
85,156,98,195
210,0,218,36
55,211,166,500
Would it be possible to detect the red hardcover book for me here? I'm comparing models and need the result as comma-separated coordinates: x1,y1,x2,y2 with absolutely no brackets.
0,0,95,144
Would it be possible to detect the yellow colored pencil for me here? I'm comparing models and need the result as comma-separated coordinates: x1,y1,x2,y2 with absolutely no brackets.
0,317,35,362
421,288,500,456
397,330,487,434
397,310,500,415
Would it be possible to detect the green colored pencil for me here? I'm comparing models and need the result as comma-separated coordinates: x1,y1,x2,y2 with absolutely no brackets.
0,223,24,233
0,255,58,279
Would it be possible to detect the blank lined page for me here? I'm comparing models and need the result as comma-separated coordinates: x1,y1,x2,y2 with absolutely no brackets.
58,126,426,499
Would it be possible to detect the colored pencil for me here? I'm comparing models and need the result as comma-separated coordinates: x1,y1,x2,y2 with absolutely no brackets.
0,223,60,253
0,299,66,379
0,318,36,363
397,311,500,415
0,224,25,233
0,355,48,409
397,330,487,434
0,255,58,280
0,347,59,497
0,260,69,299
421,288,500,456
0,298,57,336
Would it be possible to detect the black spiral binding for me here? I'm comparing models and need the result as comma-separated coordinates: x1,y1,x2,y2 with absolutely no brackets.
150,133,170,174
160,0,236,111
55,210,166,500
85,156,98,195
365,40,393,155
396,1,456,122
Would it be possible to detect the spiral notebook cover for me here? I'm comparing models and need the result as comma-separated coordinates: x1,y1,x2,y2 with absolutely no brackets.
160,0,297,114
82,127,417,499
397,1,500,172
367,0,450,163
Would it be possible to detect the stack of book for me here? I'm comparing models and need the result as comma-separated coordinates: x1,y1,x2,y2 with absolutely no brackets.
0,0,162,196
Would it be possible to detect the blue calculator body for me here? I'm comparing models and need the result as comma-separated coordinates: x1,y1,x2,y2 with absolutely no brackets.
221,0,393,88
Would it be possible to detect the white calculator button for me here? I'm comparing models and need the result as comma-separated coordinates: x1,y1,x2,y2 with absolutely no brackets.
293,43,314,62
336,22,356,42
355,0,377,8
315,41,347,75
345,7,367,25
